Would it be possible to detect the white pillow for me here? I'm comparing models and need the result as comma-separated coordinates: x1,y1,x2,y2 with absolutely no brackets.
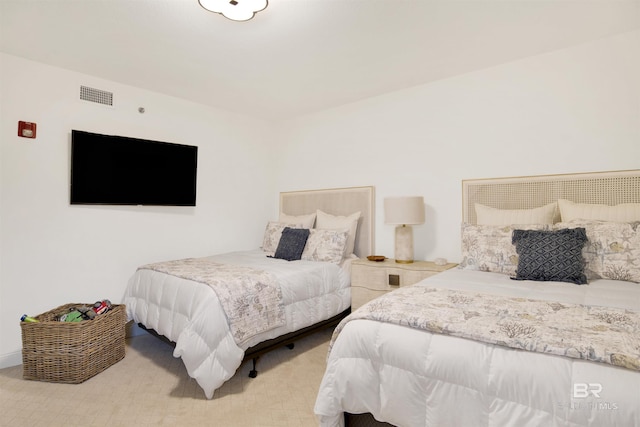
262,221,301,255
315,209,360,256
558,199,640,222
279,212,316,229
475,203,556,225
301,229,349,264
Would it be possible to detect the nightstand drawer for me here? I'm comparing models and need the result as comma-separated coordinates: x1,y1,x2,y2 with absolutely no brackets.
352,264,394,291
350,258,457,310
385,267,439,287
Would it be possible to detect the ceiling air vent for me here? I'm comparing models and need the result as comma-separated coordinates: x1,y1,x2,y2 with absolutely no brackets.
80,86,113,106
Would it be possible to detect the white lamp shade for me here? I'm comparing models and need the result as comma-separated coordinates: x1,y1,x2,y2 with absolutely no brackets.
199,0,267,21
384,196,425,225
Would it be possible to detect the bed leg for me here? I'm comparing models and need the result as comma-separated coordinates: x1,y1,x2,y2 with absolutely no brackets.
286,343,294,350
249,357,258,378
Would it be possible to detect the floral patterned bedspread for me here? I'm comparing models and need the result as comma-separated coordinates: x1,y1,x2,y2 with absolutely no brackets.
331,284,640,371
140,257,285,345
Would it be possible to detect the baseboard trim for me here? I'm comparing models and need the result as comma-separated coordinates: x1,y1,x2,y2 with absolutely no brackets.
0,350,22,369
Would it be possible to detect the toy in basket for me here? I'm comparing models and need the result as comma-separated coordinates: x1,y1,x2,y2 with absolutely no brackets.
20,302,126,383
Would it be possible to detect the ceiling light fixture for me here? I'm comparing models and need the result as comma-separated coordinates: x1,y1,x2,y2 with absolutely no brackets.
199,0,268,22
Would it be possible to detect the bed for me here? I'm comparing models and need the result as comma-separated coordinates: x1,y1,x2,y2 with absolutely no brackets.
314,170,640,427
123,185,374,399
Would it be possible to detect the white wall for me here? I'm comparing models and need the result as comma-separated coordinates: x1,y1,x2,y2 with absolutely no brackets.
273,29,640,263
1,29,638,368
0,54,278,366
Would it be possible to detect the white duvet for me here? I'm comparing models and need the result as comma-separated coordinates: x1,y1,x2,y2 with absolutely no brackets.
123,249,350,399
314,268,640,427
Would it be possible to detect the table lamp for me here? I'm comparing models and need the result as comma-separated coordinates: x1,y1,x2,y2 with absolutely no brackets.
384,196,425,263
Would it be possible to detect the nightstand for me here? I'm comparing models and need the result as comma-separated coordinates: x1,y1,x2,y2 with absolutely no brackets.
351,258,457,310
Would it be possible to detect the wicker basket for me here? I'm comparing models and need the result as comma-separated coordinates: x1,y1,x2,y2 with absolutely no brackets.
21,303,126,383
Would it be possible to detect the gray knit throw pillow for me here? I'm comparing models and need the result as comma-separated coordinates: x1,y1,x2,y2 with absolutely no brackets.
511,227,588,285
272,227,310,261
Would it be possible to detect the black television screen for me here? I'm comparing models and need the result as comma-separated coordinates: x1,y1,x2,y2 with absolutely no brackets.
70,130,198,206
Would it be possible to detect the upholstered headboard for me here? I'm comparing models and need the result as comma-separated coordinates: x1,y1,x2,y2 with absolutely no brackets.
462,170,640,225
280,186,375,258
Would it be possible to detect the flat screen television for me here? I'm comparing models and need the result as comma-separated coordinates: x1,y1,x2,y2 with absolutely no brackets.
70,130,198,206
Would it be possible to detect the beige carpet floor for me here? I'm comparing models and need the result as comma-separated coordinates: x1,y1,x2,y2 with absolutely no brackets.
0,327,335,426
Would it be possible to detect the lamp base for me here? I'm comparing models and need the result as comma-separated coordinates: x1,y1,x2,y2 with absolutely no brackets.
394,225,414,263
